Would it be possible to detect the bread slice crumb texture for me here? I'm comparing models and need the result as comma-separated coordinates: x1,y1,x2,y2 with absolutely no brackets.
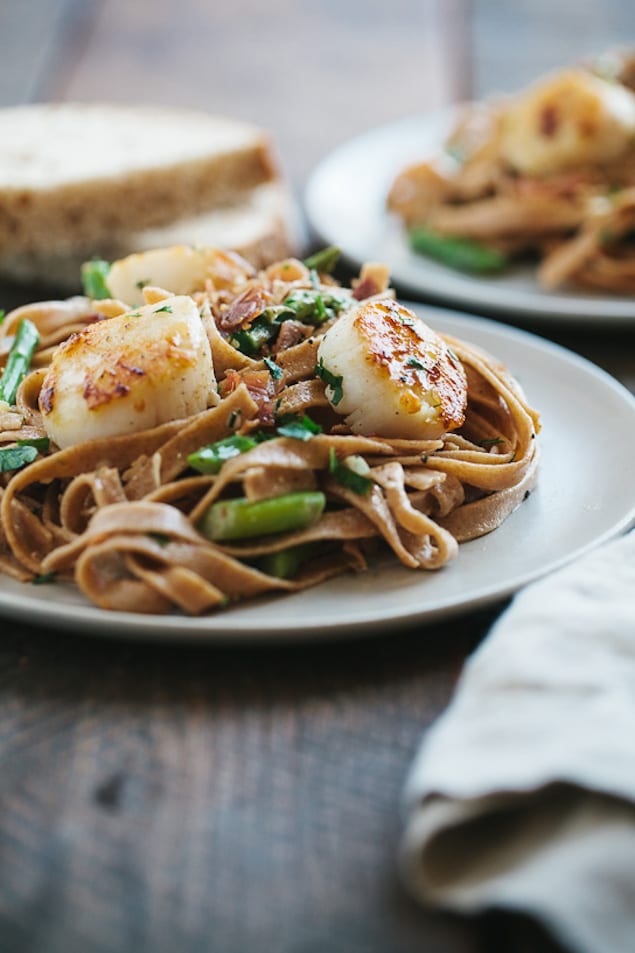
0,103,280,255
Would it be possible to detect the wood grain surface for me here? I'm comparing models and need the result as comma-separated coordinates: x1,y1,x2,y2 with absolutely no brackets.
0,0,470,189
0,610,571,953
0,613,484,953
0,2,633,952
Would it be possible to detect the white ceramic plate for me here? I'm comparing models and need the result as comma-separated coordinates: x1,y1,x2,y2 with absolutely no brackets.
1,307,634,643
304,109,635,324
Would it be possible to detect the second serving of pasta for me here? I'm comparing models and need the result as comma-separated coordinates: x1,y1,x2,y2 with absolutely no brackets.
388,50,635,294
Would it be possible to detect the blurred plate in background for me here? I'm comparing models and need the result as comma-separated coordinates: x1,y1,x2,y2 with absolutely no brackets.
305,110,635,324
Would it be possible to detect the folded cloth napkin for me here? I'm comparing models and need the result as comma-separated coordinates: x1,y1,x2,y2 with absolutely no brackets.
400,529,635,953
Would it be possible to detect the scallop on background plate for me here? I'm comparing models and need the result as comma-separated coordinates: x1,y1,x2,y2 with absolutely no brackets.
1,307,634,643
304,108,635,324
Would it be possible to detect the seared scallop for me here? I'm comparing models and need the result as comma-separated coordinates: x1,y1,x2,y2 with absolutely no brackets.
500,68,635,175
317,299,467,439
104,245,253,306
39,295,216,449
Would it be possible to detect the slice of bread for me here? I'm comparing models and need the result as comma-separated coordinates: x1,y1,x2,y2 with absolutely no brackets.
0,102,282,257
0,182,301,289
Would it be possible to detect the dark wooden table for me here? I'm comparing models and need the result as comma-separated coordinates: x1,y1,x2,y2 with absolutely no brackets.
0,3,633,952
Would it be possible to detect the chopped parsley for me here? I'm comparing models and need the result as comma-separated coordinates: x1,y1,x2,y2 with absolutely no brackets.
328,448,373,495
309,269,327,322
275,413,322,441
148,532,171,546
0,310,5,325
406,357,426,370
153,305,173,314
0,444,39,473
0,435,50,474
315,358,343,405
18,436,50,451
32,571,57,585
263,356,283,381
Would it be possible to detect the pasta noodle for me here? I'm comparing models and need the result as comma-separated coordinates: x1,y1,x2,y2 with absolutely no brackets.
0,248,540,615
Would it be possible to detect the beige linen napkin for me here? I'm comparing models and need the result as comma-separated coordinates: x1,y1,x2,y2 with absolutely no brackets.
400,529,635,953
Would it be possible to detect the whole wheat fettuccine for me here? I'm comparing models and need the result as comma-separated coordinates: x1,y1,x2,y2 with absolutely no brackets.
0,250,539,616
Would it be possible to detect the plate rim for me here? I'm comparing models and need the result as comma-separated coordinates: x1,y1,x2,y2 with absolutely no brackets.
1,306,635,643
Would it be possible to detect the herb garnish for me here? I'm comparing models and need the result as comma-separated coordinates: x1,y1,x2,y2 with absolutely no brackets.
406,357,426,370
32,571,57,585
281,287,350,326
0,436,49,474
17,436,50,451
263,356,283,381
309,269,327,322
148,532,171,546
315,358,343,405
0,444,39,473
328,448,373,495
275,413,322,441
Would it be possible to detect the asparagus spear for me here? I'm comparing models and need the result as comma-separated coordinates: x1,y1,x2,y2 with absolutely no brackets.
81,258,112,299
188,434,259,474
409,227,507,273
229,317,277,355
199,491,326,541
281,287,350,325
0,319,40,405
0,445,39,473
303,245,341,274
258,542,321,579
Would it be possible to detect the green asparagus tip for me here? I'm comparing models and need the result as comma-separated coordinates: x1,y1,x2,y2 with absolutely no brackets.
81,258,112,300
409,227,507,274
199,491,326,542
188,434,259,475
303,246,341,274
0,318,40,406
